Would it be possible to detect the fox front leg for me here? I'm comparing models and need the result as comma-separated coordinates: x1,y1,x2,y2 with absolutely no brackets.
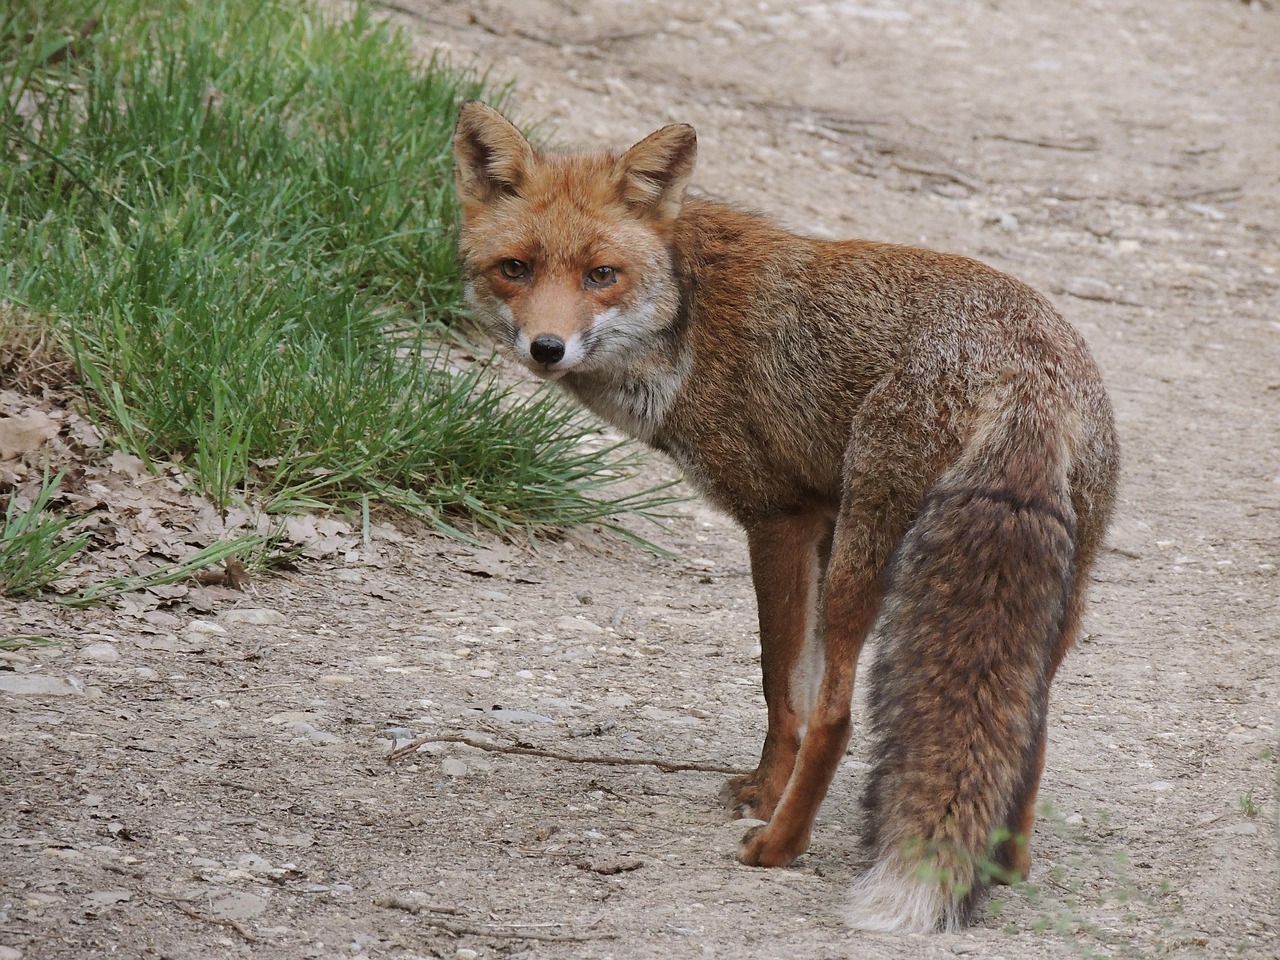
722,510,833,822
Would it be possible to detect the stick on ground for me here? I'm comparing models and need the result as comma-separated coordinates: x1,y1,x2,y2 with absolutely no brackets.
386,733,748,776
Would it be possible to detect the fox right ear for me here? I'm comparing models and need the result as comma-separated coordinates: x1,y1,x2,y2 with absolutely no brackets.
454,101,536,202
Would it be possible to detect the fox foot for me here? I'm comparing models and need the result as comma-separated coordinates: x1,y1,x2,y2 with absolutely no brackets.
990,835,1032,885
737,821,809,868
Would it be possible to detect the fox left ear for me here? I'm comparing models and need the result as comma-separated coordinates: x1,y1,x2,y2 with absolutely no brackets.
617,123,697,223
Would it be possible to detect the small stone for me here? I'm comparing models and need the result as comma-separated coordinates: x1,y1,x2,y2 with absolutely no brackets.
269,832,315,848
236,853,273,873
133,635,179,652
554,616,605,635
318,674,354,685
1060,276,1113,301
268,711,325,724
456,949,479,960
0,947,22,960
0,674,81,697
1210,823,1259,836
441,757,468,777
206,890,268,920
185,620,227,635
79,642,120,663
1146,780,1174,791
222,608,286,626
85,890,131,907
487,708,555,724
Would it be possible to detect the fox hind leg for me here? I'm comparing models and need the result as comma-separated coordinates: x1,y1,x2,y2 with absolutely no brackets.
737,361,965,869
991,547,1100,883
847,476,1076,933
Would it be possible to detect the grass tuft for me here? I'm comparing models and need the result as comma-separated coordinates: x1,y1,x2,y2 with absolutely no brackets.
1,0,675,542
0,469,90,597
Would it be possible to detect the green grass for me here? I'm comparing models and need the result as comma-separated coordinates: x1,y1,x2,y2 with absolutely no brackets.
0,0,674,543
0,469,90,597
1238,789,1260,818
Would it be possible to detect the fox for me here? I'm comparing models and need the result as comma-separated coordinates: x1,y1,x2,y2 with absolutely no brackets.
452,100,1119,934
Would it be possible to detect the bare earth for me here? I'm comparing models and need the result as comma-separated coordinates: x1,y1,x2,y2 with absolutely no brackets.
2,1,1278,958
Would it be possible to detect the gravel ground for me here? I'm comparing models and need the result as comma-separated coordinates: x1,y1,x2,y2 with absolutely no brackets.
2,1,1277,958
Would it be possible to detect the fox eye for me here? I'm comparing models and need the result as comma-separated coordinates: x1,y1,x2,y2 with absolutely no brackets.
498,259,529,280
586,265,617,287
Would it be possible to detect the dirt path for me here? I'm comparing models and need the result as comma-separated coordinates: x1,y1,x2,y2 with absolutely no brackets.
3,1,1277,958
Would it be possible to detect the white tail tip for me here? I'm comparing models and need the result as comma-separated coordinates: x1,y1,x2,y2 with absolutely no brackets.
844,855,963,935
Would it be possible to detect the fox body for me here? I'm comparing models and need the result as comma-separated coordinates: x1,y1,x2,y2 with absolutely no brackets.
453,102,1119,933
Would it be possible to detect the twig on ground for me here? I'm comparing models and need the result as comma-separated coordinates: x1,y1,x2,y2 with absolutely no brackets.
889,160,983,192
386,733,747,776
415,916,616,943
374,894,462,915
468,12,558,46
157,895,258,943
993,133,1099,152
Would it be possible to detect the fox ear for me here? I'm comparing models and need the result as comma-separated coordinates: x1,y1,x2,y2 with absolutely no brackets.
454,101,536,202
617,123,697,222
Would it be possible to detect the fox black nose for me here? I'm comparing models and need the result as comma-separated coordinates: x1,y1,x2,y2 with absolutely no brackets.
530,335,566,365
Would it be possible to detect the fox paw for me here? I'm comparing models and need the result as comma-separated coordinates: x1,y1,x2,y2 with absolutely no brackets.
737,822,807,868
720,772,779,821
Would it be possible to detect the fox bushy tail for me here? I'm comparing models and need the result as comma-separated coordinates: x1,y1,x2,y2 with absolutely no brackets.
846,405,1078,934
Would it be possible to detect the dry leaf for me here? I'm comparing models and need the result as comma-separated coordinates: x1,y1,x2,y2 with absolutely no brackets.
0,410,60,460
105,450,149,479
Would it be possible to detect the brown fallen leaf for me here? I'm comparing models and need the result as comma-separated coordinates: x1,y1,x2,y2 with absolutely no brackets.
0,409,60,460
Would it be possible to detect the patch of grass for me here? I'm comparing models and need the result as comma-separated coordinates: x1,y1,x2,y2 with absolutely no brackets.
0,0,675,540
62,535,262,607
0,301,74,391
981,803,1193,959
1239,789,1260,818
0,634,56,651
0,469,90,597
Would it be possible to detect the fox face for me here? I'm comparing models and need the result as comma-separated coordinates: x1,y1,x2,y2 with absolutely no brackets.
453,102,696,383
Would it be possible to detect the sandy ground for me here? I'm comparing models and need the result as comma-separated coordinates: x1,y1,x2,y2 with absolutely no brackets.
2,1,1278,958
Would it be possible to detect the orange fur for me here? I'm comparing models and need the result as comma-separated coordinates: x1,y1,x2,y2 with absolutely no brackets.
454,102,1119,933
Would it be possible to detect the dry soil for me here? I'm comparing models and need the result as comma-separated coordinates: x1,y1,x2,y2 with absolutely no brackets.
2,1,1278,959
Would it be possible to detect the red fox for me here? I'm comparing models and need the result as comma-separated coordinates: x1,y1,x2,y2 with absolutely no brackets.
453,101,1119,933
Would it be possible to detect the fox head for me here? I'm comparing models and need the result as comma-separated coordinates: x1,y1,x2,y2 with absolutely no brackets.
453,102,696,382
